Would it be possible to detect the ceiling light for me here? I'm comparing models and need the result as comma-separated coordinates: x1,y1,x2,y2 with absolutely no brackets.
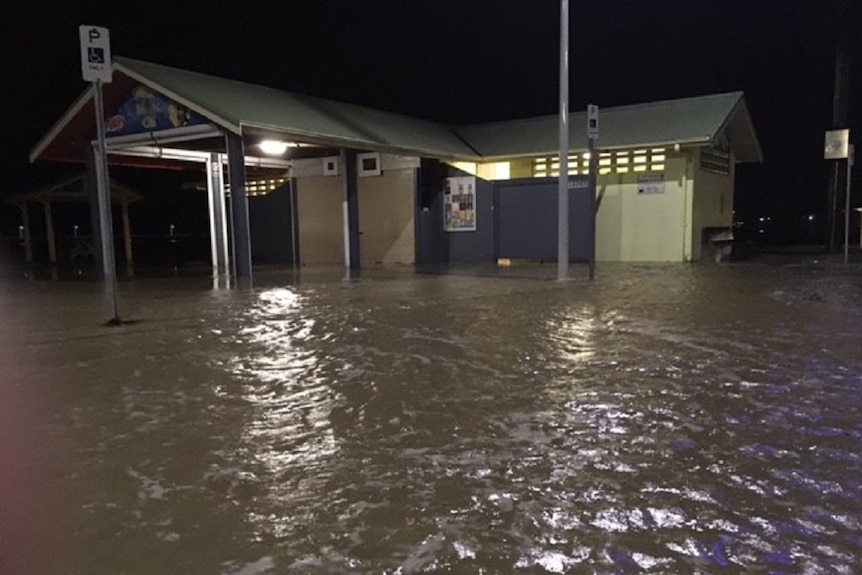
259,140,290,156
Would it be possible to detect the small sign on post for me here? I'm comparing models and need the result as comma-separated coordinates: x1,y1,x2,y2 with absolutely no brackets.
79,26,112,83
587,104,599,140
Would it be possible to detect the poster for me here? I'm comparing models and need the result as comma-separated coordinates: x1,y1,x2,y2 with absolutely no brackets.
443,176,477,232
105,85,207,136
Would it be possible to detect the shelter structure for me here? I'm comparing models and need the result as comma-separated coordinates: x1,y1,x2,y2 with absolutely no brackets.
6,173,141,269
30,57,763,278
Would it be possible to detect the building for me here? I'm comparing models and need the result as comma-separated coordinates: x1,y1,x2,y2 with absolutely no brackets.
31,57,762,276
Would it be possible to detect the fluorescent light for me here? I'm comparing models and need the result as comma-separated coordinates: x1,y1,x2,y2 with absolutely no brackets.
259,140,290,156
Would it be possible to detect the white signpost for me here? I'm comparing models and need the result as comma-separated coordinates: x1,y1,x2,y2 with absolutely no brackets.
824,129,854,265
80,25,120,324
79,26,113,83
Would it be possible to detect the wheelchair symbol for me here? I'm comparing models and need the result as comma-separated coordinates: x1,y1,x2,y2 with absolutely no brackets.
88,47,105,64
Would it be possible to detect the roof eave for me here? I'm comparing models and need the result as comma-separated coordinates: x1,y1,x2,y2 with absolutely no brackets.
717,95,764,164
475,137,713,162
239,121,482,162
29,85,95,163
115,60,241,136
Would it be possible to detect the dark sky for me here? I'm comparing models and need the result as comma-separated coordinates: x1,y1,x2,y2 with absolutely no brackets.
4,0,861,229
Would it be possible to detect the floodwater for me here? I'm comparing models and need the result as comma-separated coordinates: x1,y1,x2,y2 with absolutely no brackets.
1,260,861,574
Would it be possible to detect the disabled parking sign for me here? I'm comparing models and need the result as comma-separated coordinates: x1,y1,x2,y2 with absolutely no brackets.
79,25,112,83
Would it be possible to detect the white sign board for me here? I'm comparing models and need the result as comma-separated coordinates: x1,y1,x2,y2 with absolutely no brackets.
637,174,665,195
824,128,849,160
79,25,112,83
587,104,599,139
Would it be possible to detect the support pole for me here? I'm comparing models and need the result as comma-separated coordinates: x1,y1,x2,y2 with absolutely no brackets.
206,153,230,276
827,46,851,250
20,202,33,263
557,0,570,281
42,199,57,265
226,134,253,281
844,144,854,264
342,149,361,272
85,145,104,272
289,177,300,269
93,78,120,324
588,136,597,280
121,202,133,276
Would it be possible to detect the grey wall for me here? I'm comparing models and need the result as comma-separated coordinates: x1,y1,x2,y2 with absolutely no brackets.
248,184,296,265
495,177,592,261
445,173,495,264
417,159,447,265
417,161,593,265
418,160,495,266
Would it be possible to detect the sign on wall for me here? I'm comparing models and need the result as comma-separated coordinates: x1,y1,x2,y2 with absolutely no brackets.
444,176,477,232
637,174,665,195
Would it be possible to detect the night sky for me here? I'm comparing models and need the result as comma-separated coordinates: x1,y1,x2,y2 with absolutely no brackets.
4,0,861,240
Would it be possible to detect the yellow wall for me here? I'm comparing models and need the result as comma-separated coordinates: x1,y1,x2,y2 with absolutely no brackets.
296,176,344,265
690,149,736,261
509,159,533,179
358,170,416,265
595,153,689,262
296,170,416,266
446,161,516,180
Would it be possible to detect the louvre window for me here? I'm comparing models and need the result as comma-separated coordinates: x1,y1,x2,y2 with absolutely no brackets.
533,148,667,177
700,148,730,176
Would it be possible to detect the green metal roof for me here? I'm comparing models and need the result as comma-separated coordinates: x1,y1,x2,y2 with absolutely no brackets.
116,57,480,160
454,92,763,163
33,57,761,166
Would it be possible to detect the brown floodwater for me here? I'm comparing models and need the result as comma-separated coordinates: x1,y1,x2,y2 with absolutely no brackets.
1,260,861,574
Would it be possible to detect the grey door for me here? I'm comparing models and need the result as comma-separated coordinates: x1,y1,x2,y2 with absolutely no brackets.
495,178,592,261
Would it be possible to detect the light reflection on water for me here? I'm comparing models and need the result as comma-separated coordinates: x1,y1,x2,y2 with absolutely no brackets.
229,287,343,542
3,263,862,574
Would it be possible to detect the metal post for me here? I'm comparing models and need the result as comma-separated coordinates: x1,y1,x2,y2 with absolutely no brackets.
121,202,133,277
93,79,120,324
20,202,33,263
828,47,851,250
588,137,597,280
226,134,253,281
206,153,230,276
342,149,360,273
557,0,570,281
845,144,854,264
85,145,104,272
42,200,57,264
289,177,300,269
